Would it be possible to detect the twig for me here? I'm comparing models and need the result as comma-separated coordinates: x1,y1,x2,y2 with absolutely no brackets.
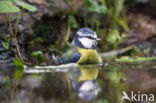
101,46,134,57
63,0,74,11
65,24,71,42
34,63,79,69
6,13,24,62
14,13,24,62
24,69,52,73
6,14,14,36
23,63,107,74
14,13,21,37
14,37,24,62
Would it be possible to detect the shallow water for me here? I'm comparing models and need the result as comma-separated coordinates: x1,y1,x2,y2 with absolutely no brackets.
0,61,156,103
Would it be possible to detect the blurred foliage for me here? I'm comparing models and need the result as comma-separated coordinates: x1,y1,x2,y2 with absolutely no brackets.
55,15,78,50
96,99,108,103
13,0,37,12
0,0,37,13
125,0,149,4
0,0,37,63
2,35,10,50
88,0,128,51
49,0,128,53
104,65,126,103
0,1,20,13
0,0,130,60
129,46,154,57
116,56,156,62
31,51,45,65
68,15,79,29
58,0,129,51
0,0,155,64
106,29,126,49
85,0,107,14
13,57,24,80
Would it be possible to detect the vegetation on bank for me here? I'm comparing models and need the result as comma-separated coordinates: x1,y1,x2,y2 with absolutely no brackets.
0,0,155,67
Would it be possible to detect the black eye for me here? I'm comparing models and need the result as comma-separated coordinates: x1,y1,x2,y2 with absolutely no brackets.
87,36,96,40
88,36,93,39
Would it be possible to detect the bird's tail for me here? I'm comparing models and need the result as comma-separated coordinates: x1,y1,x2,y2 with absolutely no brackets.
52,54,63,65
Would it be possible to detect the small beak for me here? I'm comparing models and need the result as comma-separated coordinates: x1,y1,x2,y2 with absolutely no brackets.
96,38,101,41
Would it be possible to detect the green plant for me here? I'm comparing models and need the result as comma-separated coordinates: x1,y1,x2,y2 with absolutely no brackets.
55,15,79,49
64,15,79,45
13,57,24,80
68,15,79,29
0,0,37,62
84,0,107,28
85,0,107,14
106,0,128,30
2,35,10,50
106,29,126,49
31,51,45,65
82,0,129,51
55,0,128,51
116,56,156,62
65,15,79,44
0,0,37,13
0,1,20,13
12,57,24,102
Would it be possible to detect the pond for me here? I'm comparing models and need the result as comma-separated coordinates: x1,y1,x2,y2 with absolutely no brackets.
0,61,156,103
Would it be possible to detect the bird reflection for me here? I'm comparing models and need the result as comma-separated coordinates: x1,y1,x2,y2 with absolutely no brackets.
68,65,101,101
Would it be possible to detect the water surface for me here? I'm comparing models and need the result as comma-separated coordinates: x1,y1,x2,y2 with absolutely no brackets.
0,61,156,103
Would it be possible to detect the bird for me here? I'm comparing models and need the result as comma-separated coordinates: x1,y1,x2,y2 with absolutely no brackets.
53,27,102,65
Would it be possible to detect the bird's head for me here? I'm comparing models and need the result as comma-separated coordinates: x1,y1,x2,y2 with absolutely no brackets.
71,27,100,49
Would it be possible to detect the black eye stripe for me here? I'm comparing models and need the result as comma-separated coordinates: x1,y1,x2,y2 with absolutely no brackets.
88,36,94,39
78,36,96,40
78,36,84,38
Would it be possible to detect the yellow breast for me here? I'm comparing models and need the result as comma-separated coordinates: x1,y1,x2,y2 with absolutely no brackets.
77,48,102,64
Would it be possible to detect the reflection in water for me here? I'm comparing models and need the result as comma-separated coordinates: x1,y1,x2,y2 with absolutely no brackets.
68,65,101,101
0,62,156,103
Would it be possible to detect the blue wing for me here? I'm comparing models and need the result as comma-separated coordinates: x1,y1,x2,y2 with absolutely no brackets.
54,48,81,64
59,53,81,64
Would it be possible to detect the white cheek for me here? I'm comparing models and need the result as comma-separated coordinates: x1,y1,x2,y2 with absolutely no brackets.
78,38,95,48
93,33,97,38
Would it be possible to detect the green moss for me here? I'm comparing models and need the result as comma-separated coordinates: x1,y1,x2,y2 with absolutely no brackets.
116,56,156,62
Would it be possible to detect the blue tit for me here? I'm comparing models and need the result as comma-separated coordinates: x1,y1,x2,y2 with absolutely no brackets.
53,27,102,64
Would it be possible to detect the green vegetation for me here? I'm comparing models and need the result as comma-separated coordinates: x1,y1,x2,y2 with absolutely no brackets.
31,51,45,65
0,0,37,64
0,0,156,103
0,0,155,65
85,0,107,14
106,29,126,49
2,35,10,50
116,56,156,62
58,0,128,51
13,57,24,80
0,0,36,13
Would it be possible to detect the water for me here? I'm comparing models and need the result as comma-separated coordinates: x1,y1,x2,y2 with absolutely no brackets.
0,61,156,103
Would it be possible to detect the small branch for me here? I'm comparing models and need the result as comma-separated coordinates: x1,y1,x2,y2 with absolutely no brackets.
63,0,74,11
14,13,21,37
6,13,24,62
14,37,24,62
24,63,79,73
65,24,71,42
34,63,79,69
6,14,14,36
24,69,52,73
14,13,24,62
101,46,134,57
